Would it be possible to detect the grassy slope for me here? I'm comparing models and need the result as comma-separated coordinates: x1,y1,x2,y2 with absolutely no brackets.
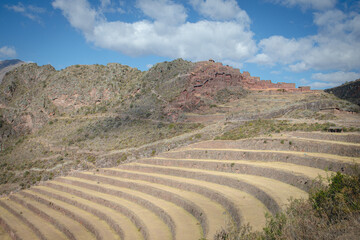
0,59,204,194
0,59,359,196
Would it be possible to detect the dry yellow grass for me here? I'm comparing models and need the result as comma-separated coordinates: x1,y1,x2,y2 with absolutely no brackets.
0,199,67,240
37,184,142,240
33,185,139,240
154,156,331,179
46,181,172,240
145,160,307,209
27,188,118,240
60,176,203,239
275,135,360,147
0,203,39,240
109,165,269,231
13,192,96,240
184,147,360,164
75,172,229,238
0,225,11,240
1,130,357,239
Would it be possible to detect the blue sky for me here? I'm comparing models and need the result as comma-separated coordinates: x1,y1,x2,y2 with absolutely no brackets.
1,0,360,89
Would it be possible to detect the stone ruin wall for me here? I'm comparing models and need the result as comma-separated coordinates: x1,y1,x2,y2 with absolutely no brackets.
176,60,312,109
186,61,311,92
241,71,310,92
186,61,311,94
166,60,312,119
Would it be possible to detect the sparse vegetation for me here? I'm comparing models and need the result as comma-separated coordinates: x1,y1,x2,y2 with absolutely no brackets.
216,120,360,140
214,169,360,240
0,59,360,239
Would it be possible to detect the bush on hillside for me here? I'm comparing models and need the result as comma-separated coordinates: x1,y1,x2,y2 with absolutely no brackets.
214,168,360,240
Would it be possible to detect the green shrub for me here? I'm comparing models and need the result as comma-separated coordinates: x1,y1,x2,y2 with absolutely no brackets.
214,168,360,239
86,155,96,164
310,171,360,222
195,133,202,139
263,212,287,240
151,150,156,156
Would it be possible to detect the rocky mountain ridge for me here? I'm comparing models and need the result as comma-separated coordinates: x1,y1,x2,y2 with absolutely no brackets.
0,58,354,136
0,59,359,195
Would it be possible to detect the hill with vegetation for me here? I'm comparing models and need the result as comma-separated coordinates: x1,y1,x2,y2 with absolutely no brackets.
325,79,360,106
0,59,359,239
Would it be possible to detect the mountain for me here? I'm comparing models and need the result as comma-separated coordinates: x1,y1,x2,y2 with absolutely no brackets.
0,59,359,240
325,79,360,106
0,59,359,195
0,59,25,84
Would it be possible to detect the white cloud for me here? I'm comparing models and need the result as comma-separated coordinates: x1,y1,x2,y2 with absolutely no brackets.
252,10,360,73
100,0,111,9
5,3,26,13
308,71,360,89
5,2,46,23
98,0,125,14
299,78,309,85
136,0,187,25
0,46,17,59
270,0,337,10
52,0,256,62
250,36,313,66
312,71,360,83
309,81,338,89
52,0,360,79
189,0,250,23
52,0,100,36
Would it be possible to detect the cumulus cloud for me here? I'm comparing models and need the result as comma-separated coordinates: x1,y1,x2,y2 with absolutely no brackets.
189,0,250,23
312,71,360,83
97,0,125,13
270,0,337,10
309,81,339,89
52,0,100,36
52,0,360,87
250,36,314,66
100,0,111,9
136,0,187,25
52,0,256,61
5,2,46,23
0,46,17,59
252,9,360,73
308,71,360,89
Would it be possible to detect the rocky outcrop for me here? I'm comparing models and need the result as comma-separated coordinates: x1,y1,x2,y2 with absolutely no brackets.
0,63,143,134
164,60,311,120
166,60,247,114
325,79,360,106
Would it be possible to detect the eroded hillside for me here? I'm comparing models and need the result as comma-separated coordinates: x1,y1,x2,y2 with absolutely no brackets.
325,79,360,106
0,59,359,196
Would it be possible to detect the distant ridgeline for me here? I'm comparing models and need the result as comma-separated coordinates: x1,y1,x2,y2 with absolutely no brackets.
0,58,313,132
0,59,25,83
325,79,360,106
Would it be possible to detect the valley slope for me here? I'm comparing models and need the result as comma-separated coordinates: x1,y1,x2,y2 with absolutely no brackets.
0,59,359,196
